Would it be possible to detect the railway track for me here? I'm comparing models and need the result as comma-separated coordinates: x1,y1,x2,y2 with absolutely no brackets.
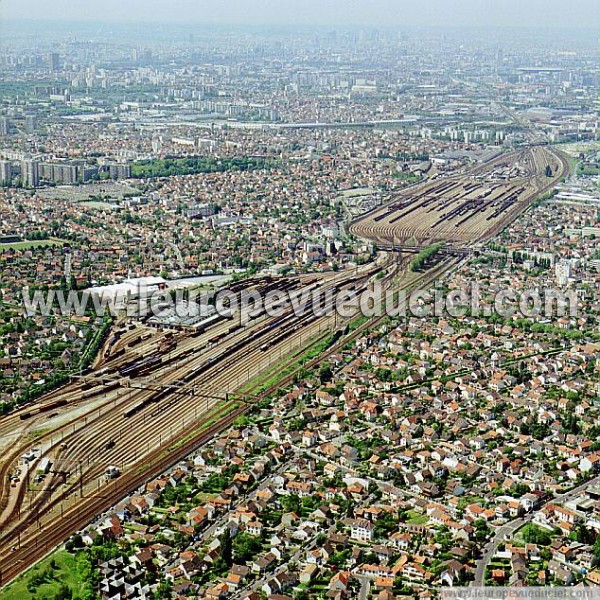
0,261,393,582
0,255,404,567
349,146,568,249
0,402,248,587
0,145,571,586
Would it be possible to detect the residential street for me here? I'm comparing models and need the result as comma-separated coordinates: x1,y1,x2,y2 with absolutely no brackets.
472,474,600,585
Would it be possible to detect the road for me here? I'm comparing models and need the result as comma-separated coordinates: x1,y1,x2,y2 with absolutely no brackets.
357,575,371,600
472,474,600,585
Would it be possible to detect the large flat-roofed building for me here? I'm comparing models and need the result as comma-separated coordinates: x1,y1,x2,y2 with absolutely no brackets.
108,163,132,179
86,276,167,311
36,161,99,185
21,159,39,188
40,162,78,185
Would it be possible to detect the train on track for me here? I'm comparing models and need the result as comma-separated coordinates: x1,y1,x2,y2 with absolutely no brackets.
118,355,162,378
19,398,68,420
18,379,122,420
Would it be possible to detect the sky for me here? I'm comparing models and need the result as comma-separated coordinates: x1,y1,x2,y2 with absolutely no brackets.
1,0,598,28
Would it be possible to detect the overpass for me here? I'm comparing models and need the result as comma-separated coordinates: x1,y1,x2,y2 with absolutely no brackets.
375,244,473,257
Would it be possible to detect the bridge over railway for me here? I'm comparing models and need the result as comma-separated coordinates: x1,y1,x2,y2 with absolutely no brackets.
375,244,473,257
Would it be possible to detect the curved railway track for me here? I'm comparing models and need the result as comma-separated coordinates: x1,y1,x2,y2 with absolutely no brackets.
349,146,568,249
0,402,248,586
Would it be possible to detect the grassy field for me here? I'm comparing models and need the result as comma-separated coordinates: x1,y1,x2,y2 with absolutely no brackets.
79,201,118,210
406,510,429,525
194,491,216,503
0,238,69,251
556,140,600,157
0,549,92,600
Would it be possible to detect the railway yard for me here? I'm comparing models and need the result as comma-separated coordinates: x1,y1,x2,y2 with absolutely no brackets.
350,146,569,249
0,256,432,585
0,144,569,586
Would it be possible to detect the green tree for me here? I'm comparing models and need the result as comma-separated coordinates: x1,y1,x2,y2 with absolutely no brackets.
153,579,173,600
220,528,233,567
522,523,552,546
593,536,600,560
232,533,262,563
319,363,333,383
474,518,491,542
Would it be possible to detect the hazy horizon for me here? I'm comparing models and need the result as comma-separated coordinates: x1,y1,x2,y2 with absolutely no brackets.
1,0,599,29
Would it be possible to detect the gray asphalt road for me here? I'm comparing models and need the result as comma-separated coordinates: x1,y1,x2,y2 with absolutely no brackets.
472,473,600,585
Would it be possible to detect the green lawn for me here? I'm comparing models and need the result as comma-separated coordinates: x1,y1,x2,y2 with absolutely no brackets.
0,549,93,600
0,238,69,251
195,492,216,503
406,509,429,525
392,172,422,183
79,201,118,210
407,516,429,524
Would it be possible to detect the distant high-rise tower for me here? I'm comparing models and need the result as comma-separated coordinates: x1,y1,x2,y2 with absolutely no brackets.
25,115,36,134
49,52,60,71
152,134,163,155
0,160,12,185
21,159,39,188
0,117,9,136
